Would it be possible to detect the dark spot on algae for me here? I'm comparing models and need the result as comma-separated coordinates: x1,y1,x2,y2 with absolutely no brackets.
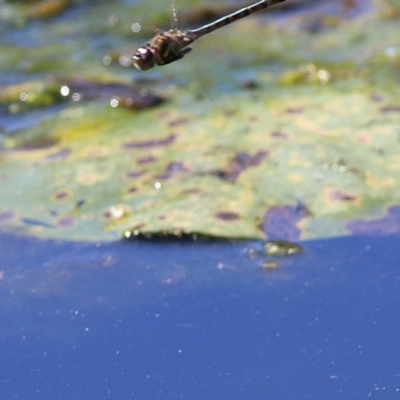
239,80,259,90
167,117,190,127
285,107,303,114
370,93,384,102
137,155,157,164
102,210,112,220
235,151,268,168
157,111,172,120
154,161,188,179
181,188,202,195
7,132,59,150
261,203,312,241
347,205,400,236
113,95,164,110
215,212,240,221
54,190,70,200
122,134,176,149
45,148,71,161
328,190,357,202
211,150,269,182
248,115,260,123
126,170,145,179
66,78,164,109
271,130,289,139
75,200,85,208
379,105,400,113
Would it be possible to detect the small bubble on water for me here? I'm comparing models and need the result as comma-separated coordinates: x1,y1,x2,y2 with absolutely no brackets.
107,14,119,26
317,69,330,84
110,98,119,108
102,55,112,66
72,93,81,102
140,89,148,97
131,22,141,33
385,47,397,57
118,55,132,67
60,85,70,96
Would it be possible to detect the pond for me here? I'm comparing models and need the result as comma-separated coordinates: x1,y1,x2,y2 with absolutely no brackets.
1,231,399,399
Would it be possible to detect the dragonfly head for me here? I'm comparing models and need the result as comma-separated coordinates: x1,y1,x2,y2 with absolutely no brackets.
132,46,157,71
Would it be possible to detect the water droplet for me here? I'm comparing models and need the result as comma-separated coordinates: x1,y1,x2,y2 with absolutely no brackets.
108,205,129,220
131,22,141,33
262,260,279,270
60,85,70,96
102,55,112,66
110,98,119,108
72,92,81,102
263,240,303,256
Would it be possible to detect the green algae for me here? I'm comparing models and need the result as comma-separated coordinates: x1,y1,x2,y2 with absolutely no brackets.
0,1,399,241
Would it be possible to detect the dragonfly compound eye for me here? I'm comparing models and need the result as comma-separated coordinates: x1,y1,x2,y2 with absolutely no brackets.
132,47,157,71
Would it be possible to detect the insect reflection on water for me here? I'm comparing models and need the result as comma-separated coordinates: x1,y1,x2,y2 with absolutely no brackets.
132,0,286,71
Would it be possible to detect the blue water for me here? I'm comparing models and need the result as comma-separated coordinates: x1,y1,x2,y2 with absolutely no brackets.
1,232,399,399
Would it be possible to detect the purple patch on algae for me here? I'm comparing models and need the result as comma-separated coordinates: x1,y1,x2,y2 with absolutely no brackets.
261,203,312,241
347,206,400,235
211,150,269,182
0,211,14,222
58,216,75,227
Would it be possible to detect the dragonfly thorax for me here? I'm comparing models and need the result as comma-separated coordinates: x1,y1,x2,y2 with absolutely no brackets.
133,30,195,71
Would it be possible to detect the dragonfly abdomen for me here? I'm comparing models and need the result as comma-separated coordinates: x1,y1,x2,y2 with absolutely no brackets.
187,0,286,39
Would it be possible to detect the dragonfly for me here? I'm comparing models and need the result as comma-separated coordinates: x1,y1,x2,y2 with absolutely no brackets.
133,0,286,71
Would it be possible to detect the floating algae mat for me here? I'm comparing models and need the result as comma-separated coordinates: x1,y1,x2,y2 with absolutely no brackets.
0,0,399,241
